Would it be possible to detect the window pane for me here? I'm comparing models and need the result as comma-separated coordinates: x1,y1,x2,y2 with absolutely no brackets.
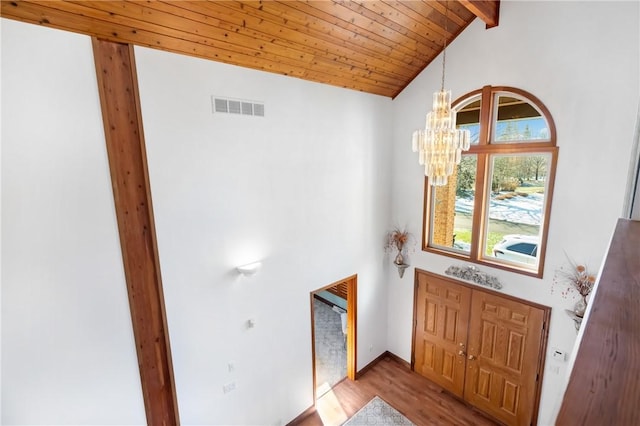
429,155,477,253
493,95,550,143
456,96,481,145
483,154,550,268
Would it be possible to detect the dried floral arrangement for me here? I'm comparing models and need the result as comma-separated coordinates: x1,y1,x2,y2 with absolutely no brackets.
552,257,597,301
385,228,413,265
385,228,409,251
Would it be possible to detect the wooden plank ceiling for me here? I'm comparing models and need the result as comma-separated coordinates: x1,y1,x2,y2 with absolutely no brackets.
0,1,499,98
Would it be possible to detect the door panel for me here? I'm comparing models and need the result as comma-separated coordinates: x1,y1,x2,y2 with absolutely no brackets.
414,274,471,397
464,290,545,425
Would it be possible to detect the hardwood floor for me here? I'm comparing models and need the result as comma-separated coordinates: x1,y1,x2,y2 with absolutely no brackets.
290,353,499,426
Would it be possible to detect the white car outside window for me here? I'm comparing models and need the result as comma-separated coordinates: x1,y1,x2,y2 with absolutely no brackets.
492,235,539,265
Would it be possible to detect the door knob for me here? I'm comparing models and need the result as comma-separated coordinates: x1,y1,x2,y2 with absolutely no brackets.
468,354,476,360
458,350,466,356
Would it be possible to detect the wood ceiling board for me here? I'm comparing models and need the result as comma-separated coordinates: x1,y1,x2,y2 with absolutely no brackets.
2,1,310,78
216,1,419,81
0,0,497,98
228,1,424,77
298,1,439,60
60,1,317,65
277,1,427,72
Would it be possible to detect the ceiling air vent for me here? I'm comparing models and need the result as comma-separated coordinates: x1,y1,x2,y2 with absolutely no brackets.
253,103,265,117
214,98,228,113
212,96,265,117
241,102,253,115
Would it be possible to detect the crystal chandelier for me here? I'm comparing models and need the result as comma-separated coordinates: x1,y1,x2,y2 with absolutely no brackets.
412,1,470,186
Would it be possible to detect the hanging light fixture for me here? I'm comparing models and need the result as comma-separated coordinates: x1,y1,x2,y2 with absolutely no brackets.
412,0,470,186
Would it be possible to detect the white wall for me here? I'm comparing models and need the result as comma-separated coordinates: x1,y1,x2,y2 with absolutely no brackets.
1,16,392,426
134,47,393,425
388,1,640,425
4,2,637,425
1,20,146,425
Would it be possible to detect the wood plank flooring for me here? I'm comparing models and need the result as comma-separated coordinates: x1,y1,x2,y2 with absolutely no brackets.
290,353,498,426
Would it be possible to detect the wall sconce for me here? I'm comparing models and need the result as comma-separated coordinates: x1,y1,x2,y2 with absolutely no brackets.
236,261,262,276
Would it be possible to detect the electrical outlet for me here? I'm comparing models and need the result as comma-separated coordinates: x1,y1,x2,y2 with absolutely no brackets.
550,365,560,374
228,362,235,373
222,382,236,394
369,344,373,352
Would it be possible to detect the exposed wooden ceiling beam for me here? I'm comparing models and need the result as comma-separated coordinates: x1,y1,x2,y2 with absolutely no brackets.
458,0,500,28
92,38,180,425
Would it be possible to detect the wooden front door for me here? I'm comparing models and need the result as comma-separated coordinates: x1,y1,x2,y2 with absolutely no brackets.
413,273,471,397
464,290,545,426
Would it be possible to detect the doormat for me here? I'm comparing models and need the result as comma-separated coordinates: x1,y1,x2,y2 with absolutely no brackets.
342,396,415,426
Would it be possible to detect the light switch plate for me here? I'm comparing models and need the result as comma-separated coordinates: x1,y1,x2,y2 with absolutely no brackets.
551,348,566,361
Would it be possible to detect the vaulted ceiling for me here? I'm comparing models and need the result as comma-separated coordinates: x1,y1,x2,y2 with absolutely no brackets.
0,1,499,98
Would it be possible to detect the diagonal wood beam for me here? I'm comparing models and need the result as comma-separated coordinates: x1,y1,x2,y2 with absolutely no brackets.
458,0,500,28
92,37,180,426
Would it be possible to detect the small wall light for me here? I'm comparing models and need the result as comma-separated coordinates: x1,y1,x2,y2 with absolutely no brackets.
236,261,262,276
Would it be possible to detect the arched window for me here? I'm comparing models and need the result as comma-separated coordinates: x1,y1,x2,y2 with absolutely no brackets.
423,86,558,277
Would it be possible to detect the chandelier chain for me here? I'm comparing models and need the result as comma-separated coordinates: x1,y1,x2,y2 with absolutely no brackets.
441,1,449,91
